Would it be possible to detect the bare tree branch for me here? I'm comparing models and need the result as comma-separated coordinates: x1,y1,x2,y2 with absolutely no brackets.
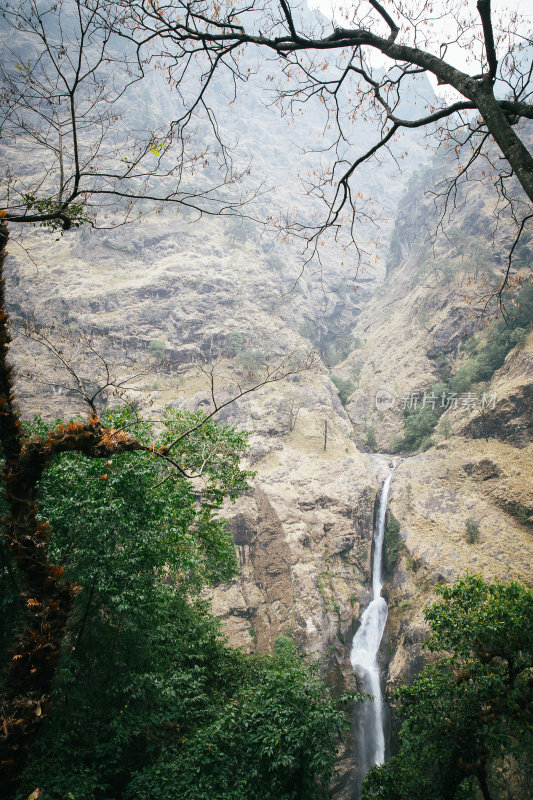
0,0,255,230
477,0,498,81
113,0,532,293
163,349,319,452
367,0,399,42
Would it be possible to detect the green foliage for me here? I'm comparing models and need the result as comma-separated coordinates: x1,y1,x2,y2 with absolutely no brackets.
364,425,377,452
450,282,533,392
18,586,245,799
393,403,441,452
273,634,295,656
465,518,480,544
509,326,528,348
383,512,402,573
148,338,167,359
127,643,348,800
317,574,327,601
362,574,533,800
223,330,246,356
434,351,453,382
19,590,347,800
236,348,266,374
424,573,532,657
331,374,355,406
506,281,533,329
502,501,532,526
35,407,251,595
11,407,348,800
21,194,86,230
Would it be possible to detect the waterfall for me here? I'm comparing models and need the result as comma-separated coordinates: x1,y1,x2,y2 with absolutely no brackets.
350,467,394,797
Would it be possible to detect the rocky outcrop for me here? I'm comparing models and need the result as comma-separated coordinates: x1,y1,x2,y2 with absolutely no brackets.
210,379,379,667
454,331,533,447
384,437,533,702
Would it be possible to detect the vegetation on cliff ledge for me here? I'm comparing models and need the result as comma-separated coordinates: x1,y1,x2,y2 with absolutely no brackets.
362,574,533,800
392,283,533,453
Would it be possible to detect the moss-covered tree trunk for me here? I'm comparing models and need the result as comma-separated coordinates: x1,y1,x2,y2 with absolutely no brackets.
0,222,146,798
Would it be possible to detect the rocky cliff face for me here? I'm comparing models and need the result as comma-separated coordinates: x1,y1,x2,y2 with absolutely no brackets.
454,332,533,446
2,45,531,799
332,160,533,725
385,434,533,689
337,157,532,454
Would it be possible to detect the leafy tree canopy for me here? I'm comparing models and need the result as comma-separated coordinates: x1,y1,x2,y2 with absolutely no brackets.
31,406,252,595
362,574,533,800
2,407,350,800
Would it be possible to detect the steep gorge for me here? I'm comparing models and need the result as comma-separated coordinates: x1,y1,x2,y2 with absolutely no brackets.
2,47,532,800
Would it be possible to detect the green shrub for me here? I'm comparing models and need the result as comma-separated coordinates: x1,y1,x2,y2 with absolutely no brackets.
364,425,377,452
393,404,441,452
384,512,403,573
331,374,355,406
274,634,294,655
223,331,246,356
510,326,528,348
236,348,266,374
465,518,480,543
148,338,166,359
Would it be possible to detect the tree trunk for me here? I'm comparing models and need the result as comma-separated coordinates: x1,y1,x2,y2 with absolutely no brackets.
473,82,533,205
0,222,76,800
476,767,493,800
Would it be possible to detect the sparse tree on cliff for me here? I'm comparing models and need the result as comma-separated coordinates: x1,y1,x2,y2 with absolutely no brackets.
118,0,532,285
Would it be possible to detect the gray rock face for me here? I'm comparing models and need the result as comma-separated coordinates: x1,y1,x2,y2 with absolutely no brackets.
3,29,532,796
210,406,378,665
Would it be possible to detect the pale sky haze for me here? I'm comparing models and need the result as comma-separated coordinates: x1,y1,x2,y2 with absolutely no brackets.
308,0,532,93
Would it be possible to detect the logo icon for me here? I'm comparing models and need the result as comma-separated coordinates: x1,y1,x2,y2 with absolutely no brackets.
375,389,395,410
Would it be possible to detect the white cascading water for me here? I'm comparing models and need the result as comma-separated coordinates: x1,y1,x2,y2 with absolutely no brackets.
350,467,394,796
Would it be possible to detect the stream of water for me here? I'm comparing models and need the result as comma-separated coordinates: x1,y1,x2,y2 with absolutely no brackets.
350,466,394,797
